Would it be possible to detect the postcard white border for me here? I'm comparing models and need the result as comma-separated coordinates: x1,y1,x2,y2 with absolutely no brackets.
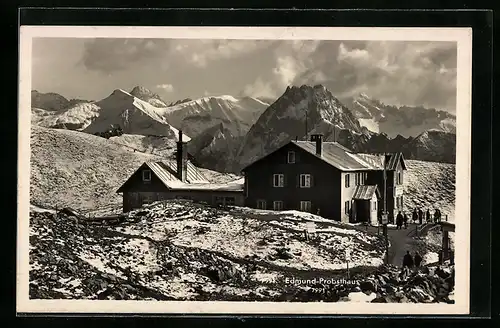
18,26,472,315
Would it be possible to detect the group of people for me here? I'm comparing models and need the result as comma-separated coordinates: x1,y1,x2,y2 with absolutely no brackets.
411,207,443,224
402,250,423,269
393,207,443,229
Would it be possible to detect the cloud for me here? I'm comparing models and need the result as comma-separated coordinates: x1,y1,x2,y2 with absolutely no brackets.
80,39,171,73
242,40,320,99
243,40,457,111
77,38,457,112
80,38,269,73
156,84,174,92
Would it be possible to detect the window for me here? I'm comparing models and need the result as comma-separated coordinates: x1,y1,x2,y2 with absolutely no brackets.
225,197,235,206
142,169,151,182
257,199,267,210
273,174,284,187
400,195,403,208
345,174,350,188
273,201,284,211
397,171,402,185
345,200,351,214
355,172,365,186
300,201,312,212
300,174,311,188
287,151,296,164
373,201,377,211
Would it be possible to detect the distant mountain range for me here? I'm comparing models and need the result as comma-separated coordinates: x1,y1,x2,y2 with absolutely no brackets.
31,85,456,174
344,93,456,138
191,85,456,172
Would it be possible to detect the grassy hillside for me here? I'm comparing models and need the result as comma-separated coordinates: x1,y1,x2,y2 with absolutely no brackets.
403,159,455,220
30,127,238,212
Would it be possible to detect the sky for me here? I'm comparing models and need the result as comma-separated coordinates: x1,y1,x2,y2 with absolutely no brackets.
31,38,458,112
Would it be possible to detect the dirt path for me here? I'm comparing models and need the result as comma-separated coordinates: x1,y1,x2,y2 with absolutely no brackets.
359,223,427,267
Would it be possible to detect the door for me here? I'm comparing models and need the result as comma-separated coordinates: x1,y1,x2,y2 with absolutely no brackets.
353,200,370,223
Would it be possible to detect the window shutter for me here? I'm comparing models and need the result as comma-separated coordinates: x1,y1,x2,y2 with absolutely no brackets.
310,174,314,187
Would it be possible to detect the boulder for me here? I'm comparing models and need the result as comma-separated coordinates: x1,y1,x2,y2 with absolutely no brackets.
359,280,377,293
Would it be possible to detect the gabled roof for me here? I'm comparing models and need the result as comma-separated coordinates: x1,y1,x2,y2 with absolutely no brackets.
241,139,406,173
355,152,407,170
292,141,374,171
352,185,380,200
117,160,244,193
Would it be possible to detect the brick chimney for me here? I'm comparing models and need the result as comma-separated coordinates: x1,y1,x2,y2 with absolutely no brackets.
310,134,323,156
176,130,188,182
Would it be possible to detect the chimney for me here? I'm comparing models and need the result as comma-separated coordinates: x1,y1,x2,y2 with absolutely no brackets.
176,130,188,182
310,134,323,156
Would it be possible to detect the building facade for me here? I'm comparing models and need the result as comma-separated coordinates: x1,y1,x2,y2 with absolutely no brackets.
242,134,406,224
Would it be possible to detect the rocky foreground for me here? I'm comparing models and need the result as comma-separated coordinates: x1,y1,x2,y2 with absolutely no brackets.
29,202,454,303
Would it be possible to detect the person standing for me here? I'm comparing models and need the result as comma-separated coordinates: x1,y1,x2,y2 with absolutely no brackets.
412,208,418,224
418,208,423,225
403,250,414,269
434,208,439,223
403,212,409,229
396,211,404,229
426,209,431,223
414,251,423,268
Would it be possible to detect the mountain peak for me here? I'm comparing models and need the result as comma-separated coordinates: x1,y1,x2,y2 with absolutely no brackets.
129,86,167,107
130,86,154,96
111,89,134,98
358,92,372,100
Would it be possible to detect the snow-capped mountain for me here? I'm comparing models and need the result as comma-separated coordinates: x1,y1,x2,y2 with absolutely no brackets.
235,84,364,170
162,95,269,138
83,89,189,140
129,86,168,108
345,93,457,138
167,98,193,106
32,102,101,130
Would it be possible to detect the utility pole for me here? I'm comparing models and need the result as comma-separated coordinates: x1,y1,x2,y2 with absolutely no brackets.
304,108,308,141
383,152,389,265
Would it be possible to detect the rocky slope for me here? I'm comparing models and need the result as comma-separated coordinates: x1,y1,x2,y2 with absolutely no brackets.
129,86,168,108
30,127,233,212
345,93,456,138
29,201,454,303
187,123,244,173
403,160,455,220
162,95,269,138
